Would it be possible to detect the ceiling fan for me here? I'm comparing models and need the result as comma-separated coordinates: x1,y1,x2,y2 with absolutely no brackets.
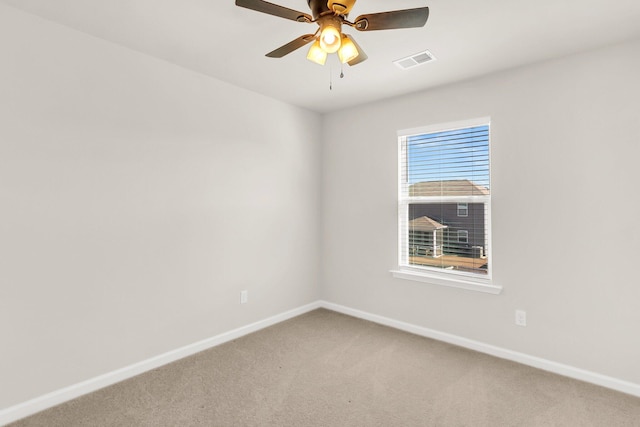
235,0,429,66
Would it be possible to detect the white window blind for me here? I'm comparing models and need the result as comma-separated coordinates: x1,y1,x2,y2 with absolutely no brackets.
398,119,491,279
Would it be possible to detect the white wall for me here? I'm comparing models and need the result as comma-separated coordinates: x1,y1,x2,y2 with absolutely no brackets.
2,0,639,413
0,4,321,409
321,38,640,385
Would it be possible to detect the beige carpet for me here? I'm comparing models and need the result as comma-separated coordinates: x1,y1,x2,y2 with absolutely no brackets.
9,309,640,426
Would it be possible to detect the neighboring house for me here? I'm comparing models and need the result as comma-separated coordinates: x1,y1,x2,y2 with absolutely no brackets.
408,216,447,257
408,179,488,258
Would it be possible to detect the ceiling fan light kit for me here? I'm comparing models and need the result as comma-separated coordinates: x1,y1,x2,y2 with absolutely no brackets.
337,35,358,64
319,18,342,53
235,0,429,66
307,40,328,65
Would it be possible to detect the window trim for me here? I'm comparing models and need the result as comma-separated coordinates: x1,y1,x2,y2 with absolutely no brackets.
393,117,500,294
457,230,469,243
390,268,502,294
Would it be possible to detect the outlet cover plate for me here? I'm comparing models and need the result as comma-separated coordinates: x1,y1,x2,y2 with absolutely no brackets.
515,309,527,326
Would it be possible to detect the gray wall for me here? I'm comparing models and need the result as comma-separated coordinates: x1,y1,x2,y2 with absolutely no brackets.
0,4,321,409
321,38,640,384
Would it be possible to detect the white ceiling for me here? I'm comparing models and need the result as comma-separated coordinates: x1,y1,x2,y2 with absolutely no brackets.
3,0,640,113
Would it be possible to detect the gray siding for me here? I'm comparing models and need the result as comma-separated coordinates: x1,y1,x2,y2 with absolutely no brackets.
409,203,486,257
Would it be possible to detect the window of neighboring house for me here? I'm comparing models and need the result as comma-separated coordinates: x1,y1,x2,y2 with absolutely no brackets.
393,118,499,294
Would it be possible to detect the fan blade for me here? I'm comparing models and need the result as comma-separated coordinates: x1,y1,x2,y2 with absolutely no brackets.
354,7,429,31
235,0,312,23
266,34,316,58
346,35,368,66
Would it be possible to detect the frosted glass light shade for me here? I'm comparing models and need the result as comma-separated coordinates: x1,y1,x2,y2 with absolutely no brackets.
319,23,341,53
307,40,327,65
338,35,359,63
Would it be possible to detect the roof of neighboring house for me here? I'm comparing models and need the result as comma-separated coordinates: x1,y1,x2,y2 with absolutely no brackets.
409,179,489,197
409,216,447,232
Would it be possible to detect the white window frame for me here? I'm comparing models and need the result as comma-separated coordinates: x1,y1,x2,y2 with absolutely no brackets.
458,230,469,243
391,117,501,295
457,203,469,217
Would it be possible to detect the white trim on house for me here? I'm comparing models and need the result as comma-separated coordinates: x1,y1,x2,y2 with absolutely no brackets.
457,202,469,217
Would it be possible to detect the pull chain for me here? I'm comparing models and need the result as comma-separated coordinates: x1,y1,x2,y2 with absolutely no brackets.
329,62,345,90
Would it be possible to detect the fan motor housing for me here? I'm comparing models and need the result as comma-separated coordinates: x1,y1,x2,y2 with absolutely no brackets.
327,0,356,14
307,0,355,18
307,0,331,20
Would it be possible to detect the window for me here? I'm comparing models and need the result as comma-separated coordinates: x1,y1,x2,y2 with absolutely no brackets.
394,118,495,292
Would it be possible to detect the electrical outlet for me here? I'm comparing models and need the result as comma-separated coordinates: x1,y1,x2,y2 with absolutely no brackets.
240,290,248,304
515,310,527,327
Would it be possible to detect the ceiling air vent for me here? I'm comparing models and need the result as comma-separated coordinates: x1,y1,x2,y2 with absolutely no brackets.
393,50,436,70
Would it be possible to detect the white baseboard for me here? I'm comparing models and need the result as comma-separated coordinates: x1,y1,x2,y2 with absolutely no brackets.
3,299,639,425
318,300,640,398
0,301,321,426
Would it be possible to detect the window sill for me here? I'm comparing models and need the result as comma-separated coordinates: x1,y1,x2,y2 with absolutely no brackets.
390,269,502,295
